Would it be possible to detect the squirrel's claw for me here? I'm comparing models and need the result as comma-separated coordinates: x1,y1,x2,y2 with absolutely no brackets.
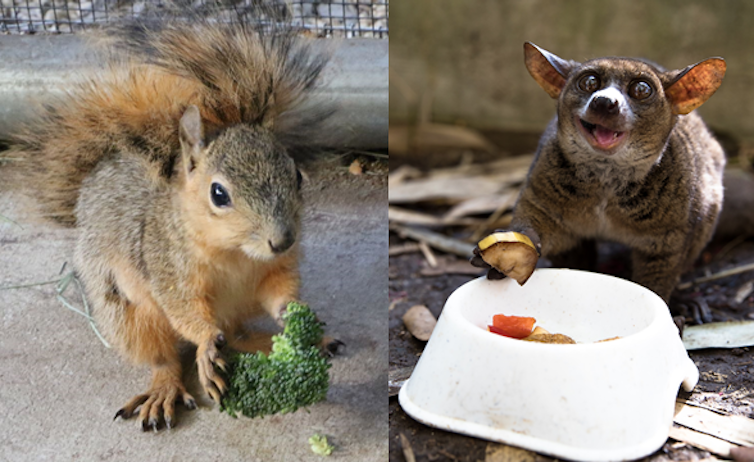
115,379,193,432
180,395,198,410
196,337,228,403
114,394,149,421
321,337,345,357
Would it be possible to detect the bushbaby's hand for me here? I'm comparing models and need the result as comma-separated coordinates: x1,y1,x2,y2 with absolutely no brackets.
469,228,541,285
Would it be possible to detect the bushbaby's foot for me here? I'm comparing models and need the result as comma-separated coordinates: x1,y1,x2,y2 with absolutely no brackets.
114,378,196,431
671,293,713,326
196,334,228,403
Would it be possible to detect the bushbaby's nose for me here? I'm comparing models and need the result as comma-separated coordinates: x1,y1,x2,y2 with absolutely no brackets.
269,229,295,254
590,96,619,115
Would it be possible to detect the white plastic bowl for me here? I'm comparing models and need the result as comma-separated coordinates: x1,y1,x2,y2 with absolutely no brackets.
399,269,698,462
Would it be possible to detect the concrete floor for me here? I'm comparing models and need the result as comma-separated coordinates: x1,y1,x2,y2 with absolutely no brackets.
0,162,387,461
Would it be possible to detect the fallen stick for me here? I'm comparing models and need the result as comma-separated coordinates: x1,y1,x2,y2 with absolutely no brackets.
420,261,485,277
418,241,438,268
389,206,481,227
668,426,735,457
389,243,420,256
390,224,475,258
678,261,754,290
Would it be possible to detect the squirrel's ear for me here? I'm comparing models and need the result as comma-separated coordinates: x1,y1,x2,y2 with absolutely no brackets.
524,42,576,99
664,58,726,115
179,105,205,175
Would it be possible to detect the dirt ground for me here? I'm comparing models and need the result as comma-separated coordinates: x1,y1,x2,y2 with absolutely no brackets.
389,201,754,462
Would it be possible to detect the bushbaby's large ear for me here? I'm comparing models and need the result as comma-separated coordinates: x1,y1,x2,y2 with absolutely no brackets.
665,58,726,115
179,105,205,175
524,42,576,99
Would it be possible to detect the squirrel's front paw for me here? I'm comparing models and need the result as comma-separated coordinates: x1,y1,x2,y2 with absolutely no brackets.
196,333,228,403
320,336,346,357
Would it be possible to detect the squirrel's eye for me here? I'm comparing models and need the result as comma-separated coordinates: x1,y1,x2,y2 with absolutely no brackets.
210,182,231,207
629,81,653,100
578,74,600,93
296,169,303,190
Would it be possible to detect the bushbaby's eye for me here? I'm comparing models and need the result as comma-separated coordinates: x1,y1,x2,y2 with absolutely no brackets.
296,169,303,190
629,80,653,100
210,182,231,207
578,74,600,93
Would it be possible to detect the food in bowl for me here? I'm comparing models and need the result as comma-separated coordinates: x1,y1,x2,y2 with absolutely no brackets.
487,313,618,344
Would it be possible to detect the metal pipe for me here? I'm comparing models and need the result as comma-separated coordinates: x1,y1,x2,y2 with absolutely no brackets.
0,35,387,149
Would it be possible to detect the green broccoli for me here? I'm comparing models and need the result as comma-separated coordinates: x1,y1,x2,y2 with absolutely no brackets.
221,302,331,418
309,434,334,456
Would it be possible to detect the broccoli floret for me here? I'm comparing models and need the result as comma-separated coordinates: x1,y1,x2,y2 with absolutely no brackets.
221,302,331,418
309,434,334,456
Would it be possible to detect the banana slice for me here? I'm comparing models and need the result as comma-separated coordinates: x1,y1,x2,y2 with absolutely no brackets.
477,232,539,285
522,326,576,344
523,333,576,344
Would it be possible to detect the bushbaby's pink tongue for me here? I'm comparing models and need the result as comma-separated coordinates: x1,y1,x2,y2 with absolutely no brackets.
594,125,618,146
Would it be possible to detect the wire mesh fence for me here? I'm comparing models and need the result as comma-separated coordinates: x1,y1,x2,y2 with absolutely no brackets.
0,0,388,37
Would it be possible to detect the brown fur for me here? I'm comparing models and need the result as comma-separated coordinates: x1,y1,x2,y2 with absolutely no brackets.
507,43,725,303
6,20,328,226
7,20,328,431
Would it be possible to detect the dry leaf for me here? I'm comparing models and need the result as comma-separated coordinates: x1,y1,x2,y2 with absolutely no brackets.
349,159,363,175
732,446,754,462
402,305,437,341
674,400,754,446
682,321,754,350
485,443,537,462
400,433,417,462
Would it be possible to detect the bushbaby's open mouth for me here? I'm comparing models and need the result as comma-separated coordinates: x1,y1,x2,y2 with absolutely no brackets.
578,118,627,151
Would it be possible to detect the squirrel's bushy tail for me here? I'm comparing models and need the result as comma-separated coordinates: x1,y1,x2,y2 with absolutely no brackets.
6,15,330,226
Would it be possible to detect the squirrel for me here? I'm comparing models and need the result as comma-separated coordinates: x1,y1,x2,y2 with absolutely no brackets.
472,43,726,322
5,17,331,431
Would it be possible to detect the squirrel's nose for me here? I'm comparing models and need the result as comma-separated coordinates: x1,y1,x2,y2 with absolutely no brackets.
590,96,619,115
269,229,295,254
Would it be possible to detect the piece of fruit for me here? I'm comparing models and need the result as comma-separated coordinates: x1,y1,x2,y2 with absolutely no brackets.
523,333,576,344
487,325,507,336
491,314,536,339
527,326,550,337
477,232,539,285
